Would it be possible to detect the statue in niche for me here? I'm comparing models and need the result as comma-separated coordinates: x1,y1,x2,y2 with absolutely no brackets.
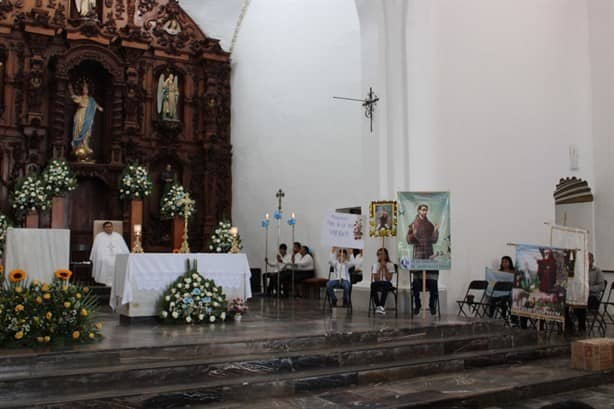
75,0,97,17
157,73,179,121
69,81,103,161
162,19,182,35
161,164,176,187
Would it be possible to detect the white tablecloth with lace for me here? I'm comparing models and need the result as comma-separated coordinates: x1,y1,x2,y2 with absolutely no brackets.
110,253,251,315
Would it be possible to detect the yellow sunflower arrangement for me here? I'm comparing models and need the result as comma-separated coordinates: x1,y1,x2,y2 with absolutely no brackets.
8,269,26,283
54,269,73,281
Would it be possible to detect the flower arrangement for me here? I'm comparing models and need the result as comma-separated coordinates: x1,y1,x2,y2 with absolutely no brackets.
227,298,248,319
208,220,242,253
119,164,153,200
159,260,227,324
41,159,78,197
0,269,103,347
10,175,51,220
0,214,10,259
160,183,195,219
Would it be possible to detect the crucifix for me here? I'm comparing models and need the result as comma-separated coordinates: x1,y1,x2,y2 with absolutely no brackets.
276,188,285,212
333,87,380,132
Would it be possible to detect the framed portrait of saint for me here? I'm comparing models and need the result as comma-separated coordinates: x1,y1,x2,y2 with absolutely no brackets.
397,192,451,270
369,201,397,238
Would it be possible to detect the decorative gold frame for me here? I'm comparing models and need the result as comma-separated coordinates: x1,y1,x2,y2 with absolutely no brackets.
369,200,398,237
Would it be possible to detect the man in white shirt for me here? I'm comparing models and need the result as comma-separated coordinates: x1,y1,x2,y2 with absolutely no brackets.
90,221,129,287
265,243,291,296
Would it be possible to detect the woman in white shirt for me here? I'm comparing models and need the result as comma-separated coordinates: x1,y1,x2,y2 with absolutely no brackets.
371,248,395,315
327,247,355,307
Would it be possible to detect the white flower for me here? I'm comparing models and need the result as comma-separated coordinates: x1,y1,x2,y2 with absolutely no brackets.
165,296,170,301
212,302,219,307
216,247,221,252
204,282,210,288
198,314,205,321
169,302,175,308
220,312,226,320
172,311,179,318
186,316,192,323
171,288,176,294
177,283,183,289
209,316,215,322
213,287,218,293
161,311,168,318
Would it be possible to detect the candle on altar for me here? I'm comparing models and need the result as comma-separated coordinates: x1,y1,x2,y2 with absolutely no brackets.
265,212,270,221
291,212,296,219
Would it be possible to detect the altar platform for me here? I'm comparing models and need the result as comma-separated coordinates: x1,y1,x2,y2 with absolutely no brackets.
0,297,609,409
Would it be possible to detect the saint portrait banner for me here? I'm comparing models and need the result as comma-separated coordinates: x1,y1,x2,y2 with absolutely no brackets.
397,192,451,270
321,212,364,249
512,244,575,322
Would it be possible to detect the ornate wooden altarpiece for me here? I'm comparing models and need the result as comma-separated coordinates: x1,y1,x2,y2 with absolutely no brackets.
0,0,232,257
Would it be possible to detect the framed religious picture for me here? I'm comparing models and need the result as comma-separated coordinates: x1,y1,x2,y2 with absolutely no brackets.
369,201,397,238
397,192,451,270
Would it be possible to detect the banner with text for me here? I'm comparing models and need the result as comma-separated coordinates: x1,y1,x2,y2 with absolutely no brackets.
321,212,364,249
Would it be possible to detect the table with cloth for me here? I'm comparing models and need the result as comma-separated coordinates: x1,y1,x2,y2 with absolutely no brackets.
4,228,70,283
110,253,251,317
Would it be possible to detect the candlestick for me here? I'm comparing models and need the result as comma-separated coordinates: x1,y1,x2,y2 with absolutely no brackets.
134,224,142,234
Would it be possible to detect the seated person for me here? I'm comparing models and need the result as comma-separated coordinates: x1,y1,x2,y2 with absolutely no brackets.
350,249,364,284
487,256,515,318
90,221,129,287
371,248,395,315
264,243,290,296
412,270,439,315
327,247,355,307
293,245,315,283
566,252,605,334
278,241,301,296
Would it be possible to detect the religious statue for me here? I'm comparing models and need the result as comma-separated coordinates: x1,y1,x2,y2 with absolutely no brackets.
69,81,103,161
161,164,176,187
75,0,96,17
162,19,182,35
157,73,179,121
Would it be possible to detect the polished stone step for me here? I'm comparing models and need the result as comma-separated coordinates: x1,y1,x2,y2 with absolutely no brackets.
0,320,513,376
4,342,570,408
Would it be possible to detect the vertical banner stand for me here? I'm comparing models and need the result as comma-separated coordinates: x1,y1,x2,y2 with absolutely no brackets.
422,270,427,320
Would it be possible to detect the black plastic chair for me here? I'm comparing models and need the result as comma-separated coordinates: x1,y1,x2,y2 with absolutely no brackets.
588,279,608,337
368,264,399,318
456,280,489,317
600,280,614,327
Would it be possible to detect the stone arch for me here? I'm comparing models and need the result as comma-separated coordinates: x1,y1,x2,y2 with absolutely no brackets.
56,44,124,84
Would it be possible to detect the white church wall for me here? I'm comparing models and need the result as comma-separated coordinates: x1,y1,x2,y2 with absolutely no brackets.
405,0,595,310
230,0,363,277
587,0,614,271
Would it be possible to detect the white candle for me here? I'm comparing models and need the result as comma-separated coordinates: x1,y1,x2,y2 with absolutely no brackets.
291,212,296,219
265,212,270,221
134,224,142,234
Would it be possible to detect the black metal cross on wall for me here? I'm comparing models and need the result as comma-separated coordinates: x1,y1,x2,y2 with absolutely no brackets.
333,87,380,132
276,189,285,212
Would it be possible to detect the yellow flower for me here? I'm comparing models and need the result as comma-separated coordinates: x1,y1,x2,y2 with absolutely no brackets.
64,302,71,308
14,331,24,340
8,269,26,283
95,322,103,330
45,312,52,320
80,308,88,317
62,286,68,292
32,280,40,286
88,333,95,340
0,265,3,273
36,337,44,343
44,336,51,343
54,269,73,281
15,287,23,294
83,287,90,293
41,284,49,292
14,304,24,312
36,296,43,304
76,293,82,299
72,331,80,340
43,293,51,300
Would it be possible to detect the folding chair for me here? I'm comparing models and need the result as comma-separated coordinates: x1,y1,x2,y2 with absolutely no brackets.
588,279,608,337
601,281,614,327
368,264,399,318
456,280,489,317
489,282,513,326
322,266,353,313
474,281,512,319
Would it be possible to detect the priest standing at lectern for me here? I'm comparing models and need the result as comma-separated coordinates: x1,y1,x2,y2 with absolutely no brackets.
90,221,129,287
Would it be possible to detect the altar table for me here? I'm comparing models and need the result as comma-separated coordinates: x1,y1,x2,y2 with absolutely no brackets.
110,253,251,317
4,228,70,284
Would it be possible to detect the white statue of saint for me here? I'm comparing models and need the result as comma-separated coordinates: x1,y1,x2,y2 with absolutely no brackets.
162,19,182,35
157,73,179,120
90,222,129,287
75,0,97,17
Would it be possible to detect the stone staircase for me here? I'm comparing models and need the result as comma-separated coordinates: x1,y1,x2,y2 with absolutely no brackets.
0,320,572,408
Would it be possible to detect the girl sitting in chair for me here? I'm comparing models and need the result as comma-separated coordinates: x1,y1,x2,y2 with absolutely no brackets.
371,248,395,315
327,247,355,307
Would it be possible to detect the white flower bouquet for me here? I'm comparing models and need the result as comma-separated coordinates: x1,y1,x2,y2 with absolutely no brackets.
158,260,227,324
160,183,195,219
10,175,51,220
208,220,242,253
119,164,153,200
41,160,78,197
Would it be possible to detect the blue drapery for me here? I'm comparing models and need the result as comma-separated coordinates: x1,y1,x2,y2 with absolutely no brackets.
72,96,97,148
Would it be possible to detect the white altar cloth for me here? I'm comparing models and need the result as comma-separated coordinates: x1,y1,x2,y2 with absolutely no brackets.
110,253,251,317
4,228,70,284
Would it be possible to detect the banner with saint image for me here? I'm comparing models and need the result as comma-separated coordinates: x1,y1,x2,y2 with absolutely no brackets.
512,244,575,322
397,192,451,270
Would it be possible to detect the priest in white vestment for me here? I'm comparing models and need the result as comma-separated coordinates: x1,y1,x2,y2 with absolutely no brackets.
90,221,129,286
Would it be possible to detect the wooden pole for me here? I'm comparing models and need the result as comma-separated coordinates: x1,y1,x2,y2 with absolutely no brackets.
422,270,427,320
